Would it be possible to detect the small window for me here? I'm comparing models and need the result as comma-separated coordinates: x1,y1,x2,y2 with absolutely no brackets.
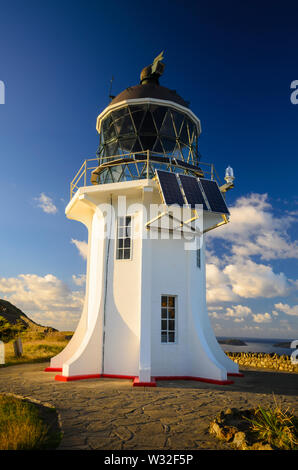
161,295,176,343
196,248,201,268
116,216,132,260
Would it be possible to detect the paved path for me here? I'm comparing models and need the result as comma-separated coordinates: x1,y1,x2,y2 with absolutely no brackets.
0,363,297,450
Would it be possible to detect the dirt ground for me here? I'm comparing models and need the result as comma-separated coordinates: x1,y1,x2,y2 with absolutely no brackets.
0,362,297,450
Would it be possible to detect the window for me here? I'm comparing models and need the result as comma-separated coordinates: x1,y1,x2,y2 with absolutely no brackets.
196,248,201,268
161,295,176,343
116,216,132,260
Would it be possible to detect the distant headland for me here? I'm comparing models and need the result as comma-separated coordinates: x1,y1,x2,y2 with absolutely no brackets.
217,338,247,346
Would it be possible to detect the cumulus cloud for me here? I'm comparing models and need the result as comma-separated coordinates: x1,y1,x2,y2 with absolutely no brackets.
224,259,288,299
252,313,272,323
206,259,288,304
274,303,298,316
206,264,238,303
71,239,88,259
225,305,252,318
208,193,298,261
34,193,58,214
0,274,84,331
72,274,86,287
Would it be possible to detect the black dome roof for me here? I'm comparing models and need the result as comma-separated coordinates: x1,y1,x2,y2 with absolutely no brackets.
110,83,189,108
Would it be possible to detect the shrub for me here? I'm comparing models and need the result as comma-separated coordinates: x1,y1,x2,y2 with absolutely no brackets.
245,397,298,450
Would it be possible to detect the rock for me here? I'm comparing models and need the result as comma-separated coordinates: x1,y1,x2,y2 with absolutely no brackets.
209,422,223,439
251,442,273,450
232,431,247,450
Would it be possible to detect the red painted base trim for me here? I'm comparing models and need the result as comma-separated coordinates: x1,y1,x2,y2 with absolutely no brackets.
55,374,101,382
133,377,156,387
227,372,244,377
154,376,234,385
102,374,135,380
52,373,234,386
44,367,62,372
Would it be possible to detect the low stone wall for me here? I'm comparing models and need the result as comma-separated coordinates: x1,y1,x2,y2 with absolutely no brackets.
225,352,298,373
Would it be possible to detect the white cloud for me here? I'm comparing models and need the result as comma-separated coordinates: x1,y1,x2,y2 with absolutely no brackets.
71,239,88,259
252,313,272,323
72,274,86,287
34,193,58,214
225,305,252,318
0,274,84,331
206,264,238,303
209,193,298,261
208,311,220,319
274,303,298,317
224,259,288,299
206,258,288,304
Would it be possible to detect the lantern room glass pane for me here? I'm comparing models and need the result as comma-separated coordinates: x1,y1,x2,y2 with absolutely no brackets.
152,106,167,129
172,111,184,136
139,111,156,134
179,121,189,144
140,135,157,151
160,111,176,139
131,109,145,131
161,137,175,153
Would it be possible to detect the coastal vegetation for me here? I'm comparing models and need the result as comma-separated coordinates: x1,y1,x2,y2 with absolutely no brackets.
226,351,298,373
209,397,298,450
0,394,61,450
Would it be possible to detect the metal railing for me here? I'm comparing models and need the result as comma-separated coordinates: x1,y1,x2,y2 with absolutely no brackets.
70,150,220,200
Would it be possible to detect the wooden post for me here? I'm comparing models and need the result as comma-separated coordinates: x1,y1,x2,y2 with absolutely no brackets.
13,337,23,357
0,340,4,365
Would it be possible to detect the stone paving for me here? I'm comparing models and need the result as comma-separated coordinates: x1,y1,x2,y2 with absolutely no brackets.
0,363,297,450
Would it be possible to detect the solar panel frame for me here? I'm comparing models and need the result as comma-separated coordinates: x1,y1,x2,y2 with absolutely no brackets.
199,178,230,214
178,174,208,210
172,158,203,174
156,170,185,207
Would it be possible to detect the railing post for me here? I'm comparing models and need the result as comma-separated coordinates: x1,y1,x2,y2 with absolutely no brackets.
211,164,214,181
147,149,149,179
84,160,87,186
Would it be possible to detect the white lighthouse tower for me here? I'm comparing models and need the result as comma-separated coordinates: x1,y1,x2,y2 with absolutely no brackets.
46,53,240,385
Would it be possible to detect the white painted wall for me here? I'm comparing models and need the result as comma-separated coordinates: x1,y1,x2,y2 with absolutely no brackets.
49,179,237,381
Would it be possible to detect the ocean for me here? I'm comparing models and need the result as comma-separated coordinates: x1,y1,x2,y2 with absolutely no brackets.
217,337,295,356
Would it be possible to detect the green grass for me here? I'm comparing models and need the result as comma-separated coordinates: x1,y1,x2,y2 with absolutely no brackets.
0,394,62,450
0,331,73,367
245,397,298,450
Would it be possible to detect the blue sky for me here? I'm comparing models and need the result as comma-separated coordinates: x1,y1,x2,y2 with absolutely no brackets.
0,0,297,338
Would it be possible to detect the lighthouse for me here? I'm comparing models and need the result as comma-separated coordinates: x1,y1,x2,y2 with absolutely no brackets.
47,53,240,385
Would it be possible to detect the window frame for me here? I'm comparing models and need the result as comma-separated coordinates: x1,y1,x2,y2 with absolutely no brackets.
196,248,201,269
115,215,133,261
160,295,177,344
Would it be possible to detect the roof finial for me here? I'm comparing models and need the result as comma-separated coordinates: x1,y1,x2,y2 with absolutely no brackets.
140,51,165,85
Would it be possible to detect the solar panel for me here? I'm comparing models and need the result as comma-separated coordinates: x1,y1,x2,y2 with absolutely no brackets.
178,174,208,210
156,170,185,206
199,179,229,214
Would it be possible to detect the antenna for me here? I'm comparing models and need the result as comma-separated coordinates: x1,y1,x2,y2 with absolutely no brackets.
109,76,115,100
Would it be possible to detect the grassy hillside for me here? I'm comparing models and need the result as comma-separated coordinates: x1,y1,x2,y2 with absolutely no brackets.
0,299,73,366
0,299,57,343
